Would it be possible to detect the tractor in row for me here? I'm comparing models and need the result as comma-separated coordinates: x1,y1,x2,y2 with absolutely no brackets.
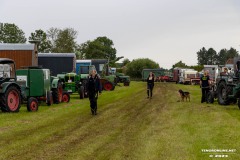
0,58,69,112
57,65,116,99
207,63,240,109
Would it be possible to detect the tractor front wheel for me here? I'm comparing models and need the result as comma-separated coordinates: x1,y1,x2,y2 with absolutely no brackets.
207,91,214,103
79,86,84,99
27,97,38,112
46,91,53,106
103,81,115,91
52,82,63,104
62,91,70,103
0,86,21,112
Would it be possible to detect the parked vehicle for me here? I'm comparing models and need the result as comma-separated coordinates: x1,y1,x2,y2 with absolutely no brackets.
16,67,69,111
0,58,21,112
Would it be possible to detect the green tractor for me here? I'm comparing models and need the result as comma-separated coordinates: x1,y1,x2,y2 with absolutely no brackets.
58,65,116,99
115,72,130,86
57,65,95,99
0,58,21,112
207,65,240,108
16,67,70,111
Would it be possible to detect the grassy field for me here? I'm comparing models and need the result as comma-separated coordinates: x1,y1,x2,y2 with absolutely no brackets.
0,82,240,160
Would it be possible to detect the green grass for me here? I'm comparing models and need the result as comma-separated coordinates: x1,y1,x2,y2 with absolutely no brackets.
0,82,240,159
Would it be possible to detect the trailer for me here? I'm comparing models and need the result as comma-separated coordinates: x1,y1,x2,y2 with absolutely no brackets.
0,43,38,69
38,53,76,76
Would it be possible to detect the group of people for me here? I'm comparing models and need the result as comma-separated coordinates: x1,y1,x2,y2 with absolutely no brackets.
85,70,156,116
85,68,212,115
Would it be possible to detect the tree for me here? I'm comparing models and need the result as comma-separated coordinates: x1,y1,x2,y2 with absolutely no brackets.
47,27,60,49
226,47,239,60
172,60,188,69
197,47,208,65
0,23,26,43
216,49,227,65
79,36,117,65
207,48,217,65
49,28,77,53
29,29,52,52
126,58,159,78
122,58,131,66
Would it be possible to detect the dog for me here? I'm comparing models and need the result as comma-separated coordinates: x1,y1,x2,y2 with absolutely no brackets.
178,89,190,102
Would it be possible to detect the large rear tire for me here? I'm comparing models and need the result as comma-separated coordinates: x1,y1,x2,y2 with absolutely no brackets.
0,86,21,112
27,97,38,112
217,82,230,105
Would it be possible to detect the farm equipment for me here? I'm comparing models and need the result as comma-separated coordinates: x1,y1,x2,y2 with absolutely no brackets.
0,58,21,112
58,65,116,99
16,67,69,111
207,64,240,109
115,72,130,86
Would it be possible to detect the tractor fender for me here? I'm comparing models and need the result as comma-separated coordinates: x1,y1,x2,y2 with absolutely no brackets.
0,82,21,93
51,78,60,89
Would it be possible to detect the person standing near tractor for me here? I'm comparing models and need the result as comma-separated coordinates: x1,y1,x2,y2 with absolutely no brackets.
86,69,102,115
200,70,211,103
147,72,155,99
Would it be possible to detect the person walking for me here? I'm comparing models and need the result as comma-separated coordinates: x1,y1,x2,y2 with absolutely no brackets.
86,69,102,115
200,70,211,103
147,72,155,99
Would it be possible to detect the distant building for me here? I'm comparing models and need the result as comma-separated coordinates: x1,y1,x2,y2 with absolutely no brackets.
0,43,38,69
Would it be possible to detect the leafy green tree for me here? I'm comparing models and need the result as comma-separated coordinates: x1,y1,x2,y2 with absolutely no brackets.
122,58,131,66
79,36,117,65
29,29,52,52
47,27,60,49
226,47,239,60
172,60,188,69
51,28,77,53
197,47,208,65
126,58,159,78
0,23,26,43
216,49,227,65
207,48,218,65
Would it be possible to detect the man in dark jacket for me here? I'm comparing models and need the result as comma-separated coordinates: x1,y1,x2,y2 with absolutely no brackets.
86,69,102,115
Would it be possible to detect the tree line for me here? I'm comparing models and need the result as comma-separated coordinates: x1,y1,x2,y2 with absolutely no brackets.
0,23,118,65
1,22,239,78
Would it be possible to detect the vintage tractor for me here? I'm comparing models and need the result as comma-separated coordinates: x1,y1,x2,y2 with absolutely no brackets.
207,65,240,108
58,65,116,99
16,67,70,111
0,58,21,112
115,72,130,86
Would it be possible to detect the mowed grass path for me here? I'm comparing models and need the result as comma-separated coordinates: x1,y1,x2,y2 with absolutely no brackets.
0,82,240,160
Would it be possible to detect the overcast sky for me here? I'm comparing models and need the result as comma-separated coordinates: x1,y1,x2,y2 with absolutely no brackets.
1,0,240,69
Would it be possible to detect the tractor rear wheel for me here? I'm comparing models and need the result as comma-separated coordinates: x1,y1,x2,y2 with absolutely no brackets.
217,82,230,105
79,86,84,99
52,82,63,104
62,91,70,103
46,91,53,106
27,97,38,112
103,81,115,91
0,86,21,112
